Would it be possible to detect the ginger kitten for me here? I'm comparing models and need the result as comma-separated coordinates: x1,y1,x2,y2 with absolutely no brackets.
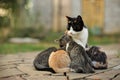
49,50,71,73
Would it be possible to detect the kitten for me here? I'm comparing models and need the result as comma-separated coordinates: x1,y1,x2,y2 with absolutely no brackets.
58,34,72,50
33,47,57,73
58,34,94,73
66,15,88,49
66,40,94,73
49,50,71,73
86,46,108,69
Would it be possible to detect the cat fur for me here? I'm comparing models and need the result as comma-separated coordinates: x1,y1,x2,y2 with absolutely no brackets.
33,47,57,73
49,50,71,73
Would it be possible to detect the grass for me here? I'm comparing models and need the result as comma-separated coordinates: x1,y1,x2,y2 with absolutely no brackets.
88,35,120,45
0,31,62,54
0,42,58,54
0,32,120,54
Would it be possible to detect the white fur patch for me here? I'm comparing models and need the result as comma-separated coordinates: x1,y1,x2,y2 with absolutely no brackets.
66,42,69,51
67,27,88,48
92,61,97,66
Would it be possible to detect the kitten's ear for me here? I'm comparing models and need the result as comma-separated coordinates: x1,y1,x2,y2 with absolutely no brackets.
77,15,82,20
95,46,100,50
66,16,72,20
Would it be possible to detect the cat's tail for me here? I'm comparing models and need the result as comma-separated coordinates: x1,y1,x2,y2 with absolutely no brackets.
33,61,55,73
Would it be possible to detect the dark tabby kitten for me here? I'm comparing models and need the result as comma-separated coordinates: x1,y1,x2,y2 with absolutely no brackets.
33,47,57,73
58,34,94,73
66,41,94,73
86,46,108,69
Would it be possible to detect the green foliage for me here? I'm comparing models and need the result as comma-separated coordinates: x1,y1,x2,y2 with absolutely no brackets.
0,16,10,27
88,34,120,45
9,27,46,38
89,27,102,36
0,30,120,54
88,27,120,45
9,28,64,42
43,31,63,43
0,0,28,14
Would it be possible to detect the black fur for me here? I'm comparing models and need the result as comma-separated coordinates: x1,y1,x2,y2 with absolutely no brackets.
33,47,57,73
86,46,108,69
66,15,86,32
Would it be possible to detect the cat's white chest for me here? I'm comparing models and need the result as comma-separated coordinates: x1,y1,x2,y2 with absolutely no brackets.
67,27,88,48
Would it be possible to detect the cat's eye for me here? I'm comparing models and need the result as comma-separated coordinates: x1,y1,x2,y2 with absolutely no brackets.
68,21,71,23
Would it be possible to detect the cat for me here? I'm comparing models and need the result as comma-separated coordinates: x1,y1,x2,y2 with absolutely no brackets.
66,40,95,73
58,34,94,73
86,46,108,69
48,50,71,73
66,15,88,49
33,47,57,73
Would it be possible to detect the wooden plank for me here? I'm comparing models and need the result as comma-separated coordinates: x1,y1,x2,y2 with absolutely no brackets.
0,68,23,78
86,69,120,80
52,0,71,32
82,0,104,29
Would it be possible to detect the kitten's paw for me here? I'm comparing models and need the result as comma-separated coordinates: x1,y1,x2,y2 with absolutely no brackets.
92,61,108,69
70,68,75,72
64,68,72,72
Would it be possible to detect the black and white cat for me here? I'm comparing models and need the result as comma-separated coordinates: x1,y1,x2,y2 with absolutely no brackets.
66,15,88,49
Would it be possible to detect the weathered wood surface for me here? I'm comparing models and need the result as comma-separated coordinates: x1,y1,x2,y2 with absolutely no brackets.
0,43,120,80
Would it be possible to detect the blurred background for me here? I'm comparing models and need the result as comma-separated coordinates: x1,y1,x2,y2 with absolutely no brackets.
0,0,120,54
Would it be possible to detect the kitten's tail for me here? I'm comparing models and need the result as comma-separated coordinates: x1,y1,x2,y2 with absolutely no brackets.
33,61,55,73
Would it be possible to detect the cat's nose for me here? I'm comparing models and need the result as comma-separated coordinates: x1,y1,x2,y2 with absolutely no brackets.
60,45,64,47
70,32,72,34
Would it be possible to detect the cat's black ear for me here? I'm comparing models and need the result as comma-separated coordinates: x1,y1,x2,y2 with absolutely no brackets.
77,15,82,20
66,16,72,20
